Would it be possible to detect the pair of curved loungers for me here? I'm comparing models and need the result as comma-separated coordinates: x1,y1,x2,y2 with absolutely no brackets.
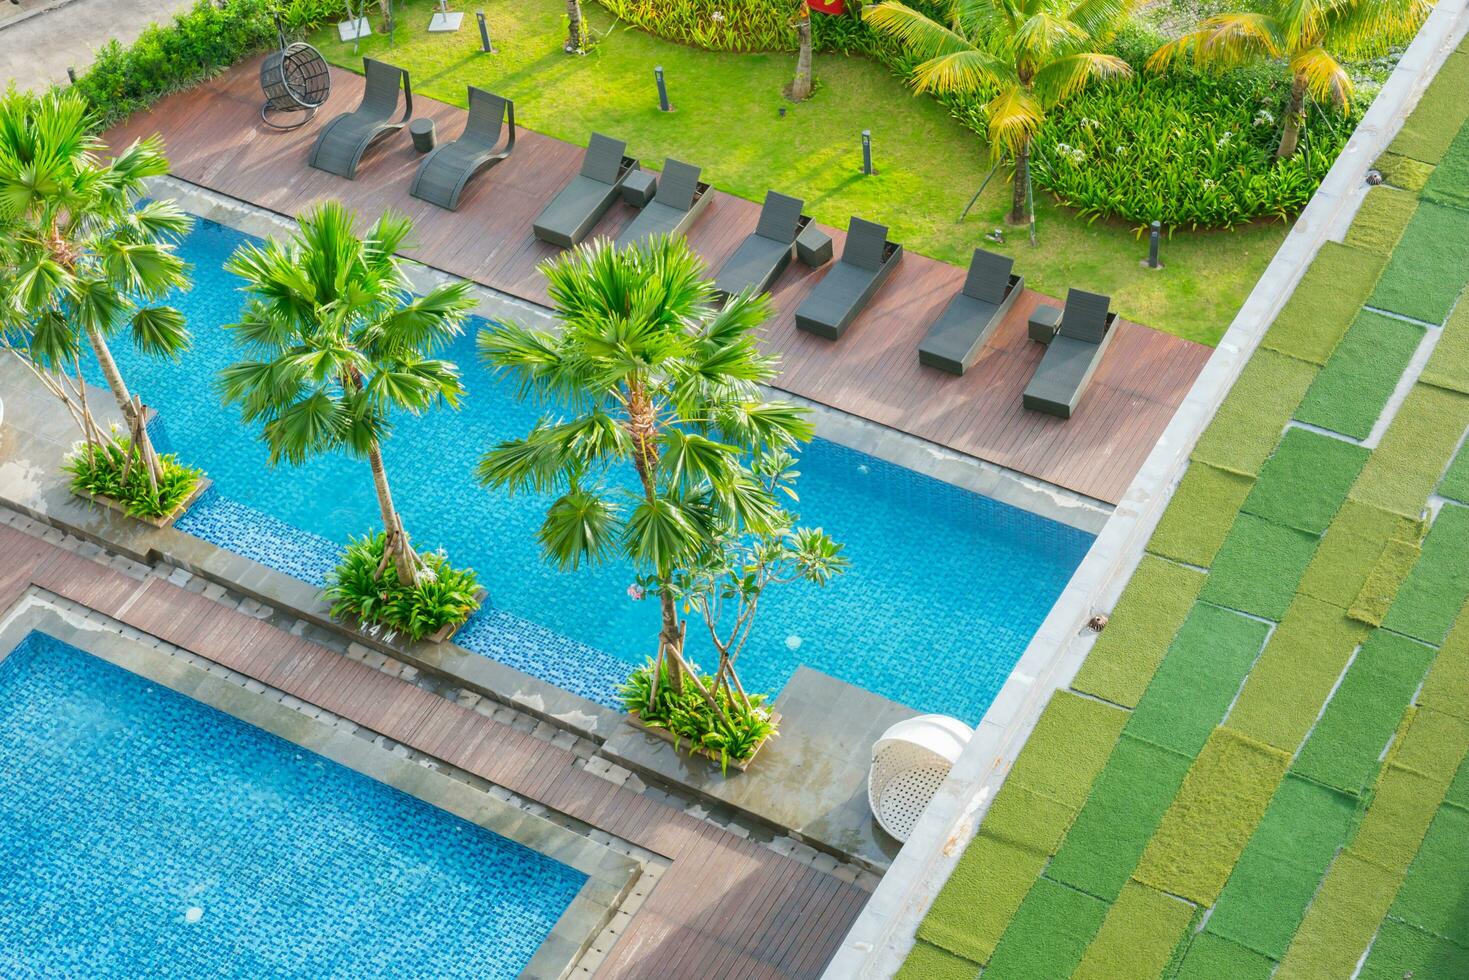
307,59,515,212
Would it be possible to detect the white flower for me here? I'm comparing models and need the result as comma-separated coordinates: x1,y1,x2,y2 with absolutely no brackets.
1114,145,1127,156
1216,131,1234,148
1254,108,1275,127
711,9,724,21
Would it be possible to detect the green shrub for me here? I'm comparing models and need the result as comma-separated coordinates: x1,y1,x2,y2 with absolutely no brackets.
324,532,482,642
65,438,203,520
620,660,778,773
598,0,796,51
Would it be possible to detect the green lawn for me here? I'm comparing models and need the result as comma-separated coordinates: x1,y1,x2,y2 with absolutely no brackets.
312,0,1285,345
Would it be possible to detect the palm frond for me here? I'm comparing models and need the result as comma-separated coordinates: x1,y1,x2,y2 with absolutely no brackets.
1147,14,1283,73
984,85,1045,158
1291,46,1353,107
1033,52,1132,107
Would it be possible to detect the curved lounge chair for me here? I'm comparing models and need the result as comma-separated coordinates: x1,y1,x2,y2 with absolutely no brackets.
713,191,807,301
409,87,516,211
308,58,412,180
615,159,711,247
1022,288,1118,419
532,134,639,247
917,249,1023,375
794,217,903,341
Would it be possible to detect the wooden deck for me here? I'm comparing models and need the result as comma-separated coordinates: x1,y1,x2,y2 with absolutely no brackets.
105,58,1212,504
0,521,868,977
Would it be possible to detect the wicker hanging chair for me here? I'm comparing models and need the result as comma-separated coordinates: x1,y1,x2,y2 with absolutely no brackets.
259,41,331,130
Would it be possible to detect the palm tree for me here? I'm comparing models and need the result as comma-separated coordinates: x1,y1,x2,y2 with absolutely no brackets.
218,202,476,586
566,0,585,53
791,4,815,101
1148,0,1429,159
0,88,192,486
864,0,1133,224
477,235,812,701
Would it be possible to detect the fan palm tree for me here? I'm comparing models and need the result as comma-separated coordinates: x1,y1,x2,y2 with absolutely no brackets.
864,0,1134,224
1148,0,1430,159
218,202,476,586
477,235,813,700
0,87,192,486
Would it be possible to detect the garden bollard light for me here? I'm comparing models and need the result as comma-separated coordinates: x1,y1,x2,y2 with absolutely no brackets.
655,66,672,112
476,11,493,52
861,130,873,175
1147,220,1162,269
66,66,77,84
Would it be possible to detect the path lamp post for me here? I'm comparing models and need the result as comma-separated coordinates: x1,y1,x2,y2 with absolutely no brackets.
655,66,672,111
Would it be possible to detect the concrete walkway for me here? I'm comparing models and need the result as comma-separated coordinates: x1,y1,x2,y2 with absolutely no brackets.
0,0,194,88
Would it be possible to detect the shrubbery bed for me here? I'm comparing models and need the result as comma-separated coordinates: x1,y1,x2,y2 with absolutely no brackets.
324,533,483,642
65,438,204,522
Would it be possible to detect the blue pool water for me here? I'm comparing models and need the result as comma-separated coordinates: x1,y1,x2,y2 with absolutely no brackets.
99,217,1093,722
0,630,585,977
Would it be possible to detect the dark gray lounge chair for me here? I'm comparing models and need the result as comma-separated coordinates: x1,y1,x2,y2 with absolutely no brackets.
409,88,515,210
1022,288,1119,419
532,134,639,247
712,191,807,301
308,58,412,180
615,159,711,247
793,217,903,341
917,249,1023,375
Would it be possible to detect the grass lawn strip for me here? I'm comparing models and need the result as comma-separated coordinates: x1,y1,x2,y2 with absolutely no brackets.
1261,242,1388,364
1292,630,1436,796
1242,427,1371,533
1386,48,1469,164
1422,118,1469,212
1005,692,1128,805
1421,298,1469,395
1298,500,1424,609
1124,603,1270,757
1172,932,1276,980
1388,800,1469,946
1359,918,1469,980
1134,727,1291,905
1071,556,1206,709
893,940,977,980
1449,755,1469,810
1293,312,1426,440
1045,734,1194,902
980,877,1109,980
1273,849,1405,980
1147,463,1255,568
1390,708,1469,787
1204,775,1360,959
1438,443,1469,503
1381,503,1469,645
1368,201,1469,325
1344,184,1420,255
1200,514,1320,622
1349,383,1469,519
1071,882,1196,980
1191,350,1318,476
1347,535,1424,627
1227,594,1369,752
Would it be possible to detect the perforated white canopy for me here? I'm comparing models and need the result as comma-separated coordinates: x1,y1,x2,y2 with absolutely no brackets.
868,714,973,842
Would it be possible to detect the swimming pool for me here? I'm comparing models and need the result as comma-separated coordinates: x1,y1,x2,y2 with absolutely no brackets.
0,630,586,977
100,216,1093,722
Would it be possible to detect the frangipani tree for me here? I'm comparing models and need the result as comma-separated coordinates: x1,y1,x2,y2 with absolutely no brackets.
0,87,192,486
864,0,1134,224
477,235,825,708
218,201,476,585
1148,0,1430,159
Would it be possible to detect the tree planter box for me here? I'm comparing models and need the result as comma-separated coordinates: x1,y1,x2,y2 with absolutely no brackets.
335,586,488,646
626,709,781,774
74,476,211,530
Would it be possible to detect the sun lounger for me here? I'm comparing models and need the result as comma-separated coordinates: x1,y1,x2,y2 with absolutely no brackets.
917,249,1023,375
1022,288,1118,418
532,134,639,247
712,191,807,300
308,58,412,180
409,87,515,210
793,217,903,340
615,158,711,247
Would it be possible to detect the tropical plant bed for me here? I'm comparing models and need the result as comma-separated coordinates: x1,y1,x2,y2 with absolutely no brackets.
324,533,485,644
65,440,208,528
625,708,782,774
619,661,781,774
72,476,212,529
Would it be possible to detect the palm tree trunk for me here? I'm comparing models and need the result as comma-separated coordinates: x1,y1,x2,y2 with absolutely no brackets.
565,0,583,52
1007,137,1030,226
1276,73,1308,160
85,326,162,485
791,7,813,101
367,440,420,587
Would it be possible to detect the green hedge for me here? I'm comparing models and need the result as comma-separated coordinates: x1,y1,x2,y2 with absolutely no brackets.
72,0,340,127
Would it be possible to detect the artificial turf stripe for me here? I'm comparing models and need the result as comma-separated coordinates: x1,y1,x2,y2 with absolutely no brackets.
1298,500,1424,610
1349,383,1469,519
1439,444,1469,503
1072,556,1206,709
980,783,1079,855
1191,349,1318,477
1347,535,1423,627
1388,803,1469,946
1373,150,1435,191
1386,49,1469,164
1072,882,1196,980
1200,514,1320,622
1421,298,1469,396
1419,607,1469,721
1381,503,1469,645
1390,708,1469,788
1205,775,1360,959
1344,184,1420,255
1227,594,1369,753
1273,849,1403,980
980,877,1108,980
1358,917,1469,980
895,939,978,980
915,833,1041,965
1007,691,1128,806
1353,763,1452,876
1261,242,1389,365
1292,630,1436,797
1293,312,1425,440
1134,728,1291,906
1422,118,1469,212
1147,463,1254,568
1448,753,1469,810
1242,427,1371,533
1124,603,1270,757
1045,734,1193,902
1368,201,1469,325
1171,932,1276,980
